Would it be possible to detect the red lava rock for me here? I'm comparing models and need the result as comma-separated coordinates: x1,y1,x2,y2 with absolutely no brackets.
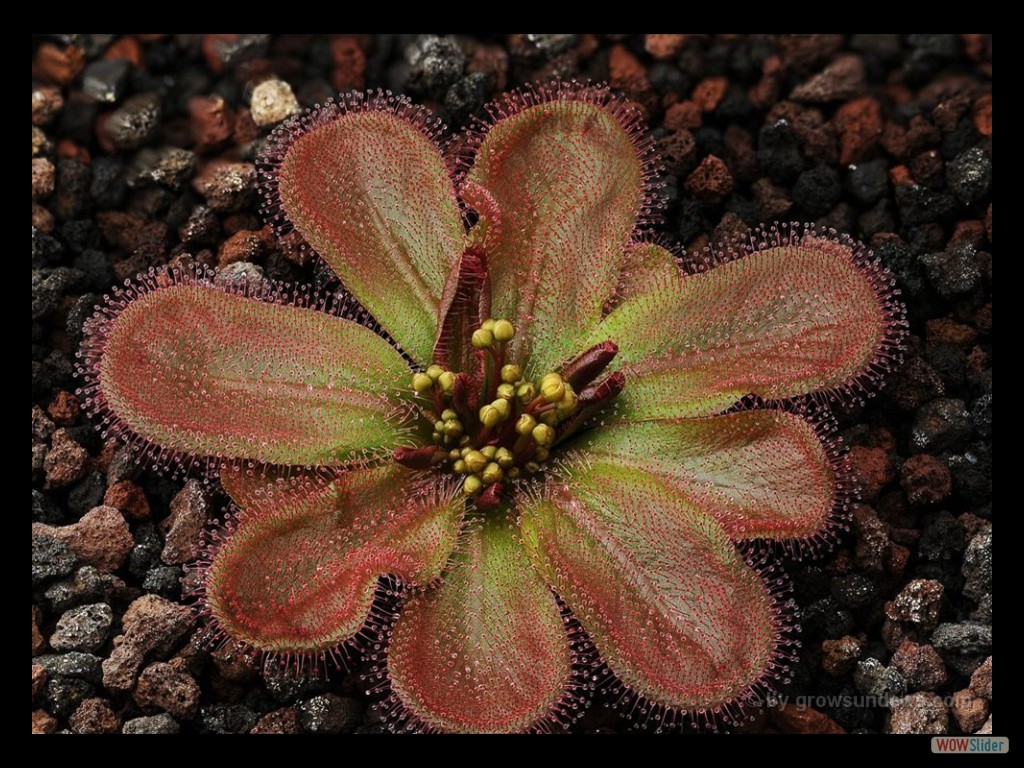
900,454,952,506
161,480,210,565
46,391,80,426
608,44,650,96
692,77,728,111
723,125,758,182
752,177,793,219
791,53,865,102
468,45,509,91
684,155,734,203
103,480,151,521
104,36,143,68
822,635,864,676
32,606,45,656
31,157,55,201
34,42,85,85
218,229,266,267
192,160,257,212
32,664,47,702
188,95,234,152
252,708,304,734
880,115,941,161
32,202,54,233
43,428,90,489
931,94,972,133
833,97,883,164
886,579,944,628
331,37,366,91
969,656,992,700
778,34,843,72
749,55,782,109
889,692,949,734
69,697,121,734
768,703,845,734
103,595,192,693
135,660,201,720
32,709,58,734
950,220,987,249
644,34,686,60
102,643,144,694
891,640,947,691
657,129,697,175
972,94,992,137
35,506,133,572
847,445,894,500
31,86,64,126
211,645,260,684
951,689,989,733
233,108,261,145
663,100,703,131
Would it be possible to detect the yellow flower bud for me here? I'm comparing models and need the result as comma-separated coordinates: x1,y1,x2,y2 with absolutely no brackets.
532,423,555,446
441,409,458,421
500,364,522,384
490,398,510,420
471,328,493,349
434,420,445,433
463,475,483,495
479,404,501,428
525,461,541,474
449,449,461,461
481,445,497,459
540,373,565,403
481,462,503,485
464,450,487,473
492,319,515,342
411,372,433,392
517,382,536,403
425,365,444,381
535,447,550,462
481,319,496,332
443,419,463,437
495,447,514,468
438,371,455,392
506,467,521,480
515,413,537,435
453,459,466,474
496,383,516,400
540,410,559,425
432,431,442,442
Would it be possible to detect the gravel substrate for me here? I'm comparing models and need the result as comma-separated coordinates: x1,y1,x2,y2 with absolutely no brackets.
31,33,992,734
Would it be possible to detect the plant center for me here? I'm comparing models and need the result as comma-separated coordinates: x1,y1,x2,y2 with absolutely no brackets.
395,319,625,508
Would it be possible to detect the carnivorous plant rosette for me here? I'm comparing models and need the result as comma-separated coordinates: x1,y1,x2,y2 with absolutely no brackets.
79,82,904,733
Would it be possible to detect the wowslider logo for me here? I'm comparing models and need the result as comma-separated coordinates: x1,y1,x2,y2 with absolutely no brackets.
932,737,1008,754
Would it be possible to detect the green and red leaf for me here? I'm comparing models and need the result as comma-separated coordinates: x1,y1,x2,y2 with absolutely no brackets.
264,94,466,365
205,466,462,655
388,516,572,733
590,231,903,420
464,84,654,375
93,282,411,466
519,462,779,710
575,409,837,540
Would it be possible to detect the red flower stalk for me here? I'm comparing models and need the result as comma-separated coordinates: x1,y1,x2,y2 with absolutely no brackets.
78,81,905,733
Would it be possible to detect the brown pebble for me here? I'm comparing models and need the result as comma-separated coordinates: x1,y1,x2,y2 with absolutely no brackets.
46,391,80,425
69,698,121,734
161,480,210,564
886,578,944,628
34,42,85,85
192,160,256,212
900,454,952,506
331,37,366,91
663,100,703,131
951,689,989,733
972,93,992,137
969,656,992,700
218,229,266,266
34,506,133,572
752,178,793,219
692,77,729,112
769,703,845,734
657,129,697,175
188,95,234,152
104,36,143,68
608,44,650,96
32,664,47,702
32,709,58,735
791,54,866,102
891,640,947,691
103,480,151,520
32,606,45,656
31,157,55,201
889,692,949,734
684,155,734,203
32,201,54,233
847,445,894,500
135,660,201,720
252,708,304,734
102,595,193,693
834,97,882,165
32,86,64,127
43,428,89,489
644,34,686,60
822,635,864,676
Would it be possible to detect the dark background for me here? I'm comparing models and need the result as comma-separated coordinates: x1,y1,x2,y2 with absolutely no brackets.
32,34,991,734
